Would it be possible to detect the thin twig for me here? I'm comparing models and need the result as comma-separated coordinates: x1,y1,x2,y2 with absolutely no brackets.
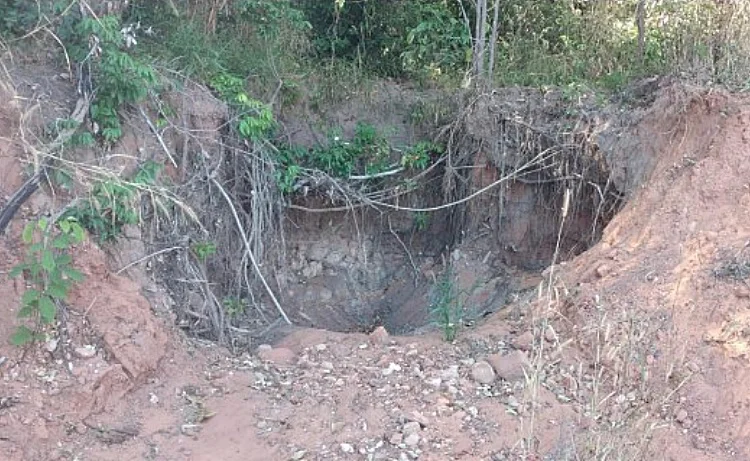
116,246,183,274
388,216,419,286
139,106,178,167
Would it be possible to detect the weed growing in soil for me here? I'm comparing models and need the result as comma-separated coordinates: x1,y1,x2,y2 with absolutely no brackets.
8,217,85,346
66,161,162,242
430,264,463,342
190,241,217,262
222,297,247,317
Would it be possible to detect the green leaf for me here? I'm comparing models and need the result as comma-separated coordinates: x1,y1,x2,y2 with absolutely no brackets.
21,289,40,305
58,219,71,234
63,267,84,282
17,303,35,318
47,281,68,300
11,326,34,346
55,254,73,266
72,224,85,243
37,218,48,231
52,235,70,249
41,250,56,272
8,265,24,278
22,223,34,244
39,295,56,324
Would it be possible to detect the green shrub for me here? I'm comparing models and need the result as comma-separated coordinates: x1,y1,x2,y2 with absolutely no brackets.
8,217,85,346
71,15,158,143
66,161,162,241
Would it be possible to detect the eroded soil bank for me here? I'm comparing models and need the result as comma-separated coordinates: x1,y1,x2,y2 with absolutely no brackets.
1,69,748,460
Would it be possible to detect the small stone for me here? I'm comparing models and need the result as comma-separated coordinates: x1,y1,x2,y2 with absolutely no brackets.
402,421,421,435
370,326,389,344
507,395,520,408
389,433,403,445
408,411,429,426
257,347,296,365
595,264,611,278
441,365,460,382
321,361,334,371
74,345,97,359
257,344,273,352
487,351,530,382
470,361,496,385
424,377,442,389
675,409,688,423
735,286,750,298
149,393,159,405
315,344,328,352
513,331,534,351
45,339,58,353
340,443,354,453
404,433,420,447
382,363,402,376
292,450,307,460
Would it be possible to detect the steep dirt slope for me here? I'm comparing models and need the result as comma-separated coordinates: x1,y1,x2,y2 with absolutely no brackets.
554,85,750,459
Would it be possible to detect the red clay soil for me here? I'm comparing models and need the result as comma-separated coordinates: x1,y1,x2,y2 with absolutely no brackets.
2,83,750,461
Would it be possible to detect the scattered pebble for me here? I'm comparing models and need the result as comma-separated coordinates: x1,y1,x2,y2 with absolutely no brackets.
402,421,420,435
382,363,402,376
404,433,420,447
74,345,97,359
340,443,354,453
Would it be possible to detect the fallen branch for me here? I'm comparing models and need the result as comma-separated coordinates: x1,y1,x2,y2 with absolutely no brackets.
0,97,90,235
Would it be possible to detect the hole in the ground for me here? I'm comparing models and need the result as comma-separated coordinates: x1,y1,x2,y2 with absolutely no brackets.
280,168,623,337
151,87,627,345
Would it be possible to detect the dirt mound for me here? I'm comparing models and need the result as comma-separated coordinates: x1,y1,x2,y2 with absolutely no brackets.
552,84,750,459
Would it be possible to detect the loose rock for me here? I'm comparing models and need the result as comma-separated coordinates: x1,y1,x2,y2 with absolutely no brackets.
370,326,389,344
513,331,535,351
470,361,496,385
402,421,421,435
404,433,420,447
257,347,296,365
487,351,529,382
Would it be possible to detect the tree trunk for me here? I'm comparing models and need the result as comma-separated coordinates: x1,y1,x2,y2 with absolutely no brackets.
636,0,646,64
473,0,487,80
487,0,501,86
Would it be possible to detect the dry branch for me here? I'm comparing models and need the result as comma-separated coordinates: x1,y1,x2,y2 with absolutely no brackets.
0,96,90,235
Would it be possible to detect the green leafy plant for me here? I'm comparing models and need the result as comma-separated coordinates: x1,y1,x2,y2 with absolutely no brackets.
209,73,275,141
401,2,472,80
402,141,440,170
8,217,85,346
413,211,429,231
222,297,247,317
66,161,162,241
72,15,158,143
190,241,217,262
